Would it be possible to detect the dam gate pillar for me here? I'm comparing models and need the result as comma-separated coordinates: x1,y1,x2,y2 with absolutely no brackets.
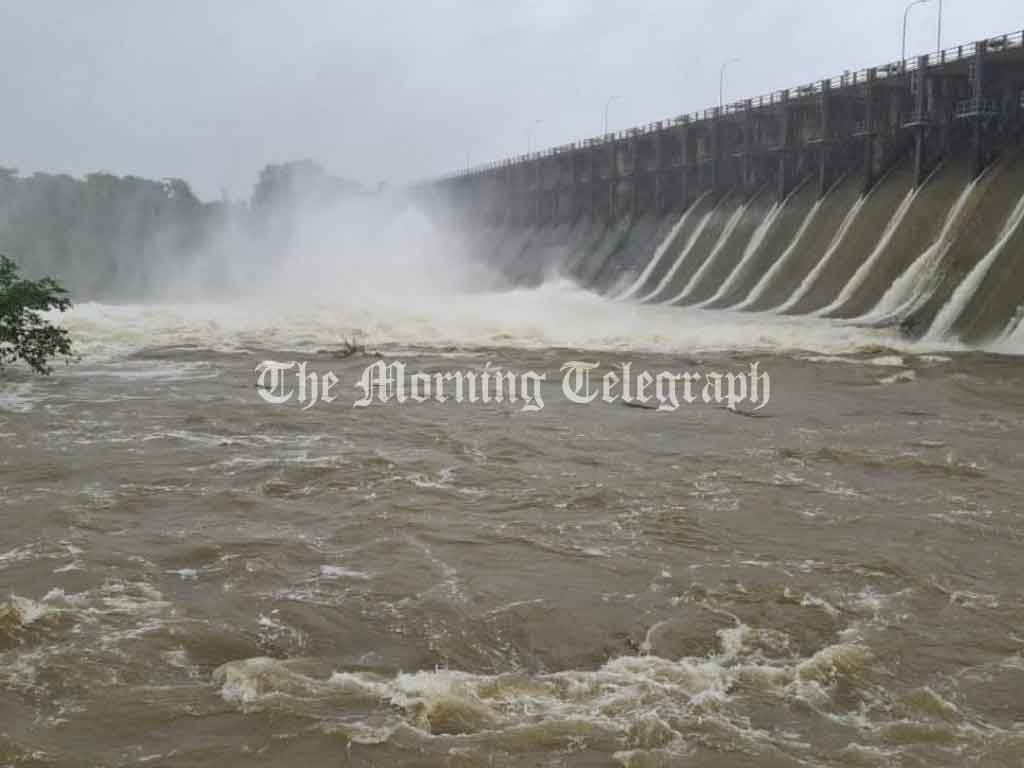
652,131,663,214
859,68,878,193
970,40,989,179
678,123,692,209
910,55,932,187
776,91,792,201
817,79,833,197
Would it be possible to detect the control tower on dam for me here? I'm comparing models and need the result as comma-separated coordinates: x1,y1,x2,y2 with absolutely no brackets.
432,32,1024,227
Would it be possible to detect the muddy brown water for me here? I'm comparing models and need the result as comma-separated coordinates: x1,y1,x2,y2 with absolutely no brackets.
2,298,1024,767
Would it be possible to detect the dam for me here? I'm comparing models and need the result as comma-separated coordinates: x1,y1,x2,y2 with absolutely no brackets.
428,31,1024,347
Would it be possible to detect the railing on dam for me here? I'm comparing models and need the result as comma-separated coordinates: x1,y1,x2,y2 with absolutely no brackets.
434,30,1023,183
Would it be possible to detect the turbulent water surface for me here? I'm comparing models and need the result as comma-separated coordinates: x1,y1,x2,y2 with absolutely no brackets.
3,286,1024,767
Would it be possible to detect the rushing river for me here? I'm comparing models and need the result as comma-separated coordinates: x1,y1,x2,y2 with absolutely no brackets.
3,287,1024,767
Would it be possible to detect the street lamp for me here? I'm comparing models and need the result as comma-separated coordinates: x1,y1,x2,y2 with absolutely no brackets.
604,95,622,137
527,119,542,156
719,58,741,114
902,0,931,63
936,0,944,55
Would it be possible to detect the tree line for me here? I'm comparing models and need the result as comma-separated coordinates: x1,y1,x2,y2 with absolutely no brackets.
0,160,367,300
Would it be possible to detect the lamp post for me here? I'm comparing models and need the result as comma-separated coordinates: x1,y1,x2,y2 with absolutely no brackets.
936,0,943,55
527,119,542,156
604,95,621,137
902,0,931,63
719,58,741,114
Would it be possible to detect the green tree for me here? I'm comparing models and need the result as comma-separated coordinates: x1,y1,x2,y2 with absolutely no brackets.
0,254,73,374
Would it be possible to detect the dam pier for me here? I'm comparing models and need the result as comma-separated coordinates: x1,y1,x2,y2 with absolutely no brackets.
427,30,1024,347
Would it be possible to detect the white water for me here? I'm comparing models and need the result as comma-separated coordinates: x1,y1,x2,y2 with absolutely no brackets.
989,300,1024,351
638,204,719,303
614,192,710,301
860,179,980,326
815,187,920,317
55,283,913,364
213,629,882,758
775,195,867,314
735,197,823,311
995,312,1024,351
697,200,782,308
663,202,749,305
925,190,1024,340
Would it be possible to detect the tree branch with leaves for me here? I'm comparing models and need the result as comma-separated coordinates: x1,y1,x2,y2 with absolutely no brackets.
0,254,74,375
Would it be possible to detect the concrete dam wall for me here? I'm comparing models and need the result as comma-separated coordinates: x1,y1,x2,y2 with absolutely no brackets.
427,33,1024,346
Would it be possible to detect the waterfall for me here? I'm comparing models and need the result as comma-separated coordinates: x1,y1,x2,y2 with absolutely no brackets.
860,178,980,326
639,205,718,303
735,198,823,311
663,202,748,305
615,192,709,301
775,195,867,313
697,201,781,308
924,190,1024,339
814,186,920,317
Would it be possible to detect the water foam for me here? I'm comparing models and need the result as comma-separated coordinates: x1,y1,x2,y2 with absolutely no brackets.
0,596,56,630
0,383,44,413
55,283,906,360
216,630,874,738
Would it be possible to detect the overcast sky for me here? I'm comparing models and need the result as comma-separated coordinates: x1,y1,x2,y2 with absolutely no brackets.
1,1,1019,199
